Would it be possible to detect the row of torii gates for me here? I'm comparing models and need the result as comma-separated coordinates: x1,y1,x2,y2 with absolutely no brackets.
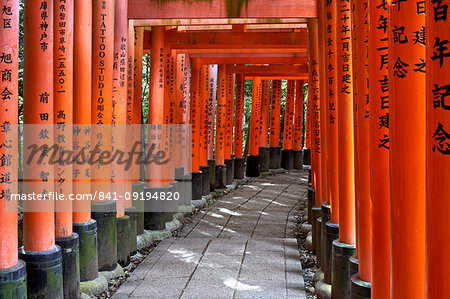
0,0,449,298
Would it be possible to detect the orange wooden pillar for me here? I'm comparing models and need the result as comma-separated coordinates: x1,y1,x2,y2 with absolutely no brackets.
207,65,218,162
21,0,64,296
389,1,426,298
322,0,340,286
308,18,322,207
331,0,356,296
113,0,132,268
303,81,312,166
199,64,211,195
234,73,246,179
293,80,304,169
54,0,81,296
269,80,283,169
368,0,391,297
73,0,101,285
175,53,191,175
91,0,117,272
259,80,271,172
0,0,26,295
147,26,165,189
224,72,235,185
190,59,203,200
215,64,227,188
350,0,372,295
308,18,323,263
426,1,450,297
206,65,218,189
281,80,295,170
246,77,262,177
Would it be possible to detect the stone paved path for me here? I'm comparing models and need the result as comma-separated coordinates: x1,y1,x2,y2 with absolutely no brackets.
113,171,308,299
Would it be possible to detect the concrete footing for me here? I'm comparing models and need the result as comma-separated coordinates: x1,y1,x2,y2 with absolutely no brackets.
174,167,192,209
234,157,245,179
224,158,234,185
332,240,356,299
246,155,260,177
207,160,216,191
215,164,227,189
91,201,117,272
116,216,131,267
0,260,27,299
73,220,98,282
259,147,270,172
269,146,281,169
307,187,315,224
132,182,145,235
293,149,303,169
349,255,359,278
281,149,294,170
324,221,339,284
125,206,138,255
350,274,371,299
79,274,108,297
56,233,81,299
303,148,311,165
200,165,210,196
311,207,321,254
321,202,331,269
191,171,203,201
19,246,63,299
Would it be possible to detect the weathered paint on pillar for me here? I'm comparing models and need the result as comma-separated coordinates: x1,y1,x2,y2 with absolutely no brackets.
234,74,245,158
283,80,295,150
308,18,321,206
54,0,74,237
293,80,304,151
113,0,128,218
260,80,271,148
0,0,19,268
352,0,371,281
426,1,450,297
207,65,218,160
92,0,113,194
190,59,201,173
215,65,227,165
200,64,209,166
389,0,426,297
225,72,235,159
249,77,262,156
336,0,355,244
269,80,282,147
73,0,92,223
23,0,55,251
326,0,339,224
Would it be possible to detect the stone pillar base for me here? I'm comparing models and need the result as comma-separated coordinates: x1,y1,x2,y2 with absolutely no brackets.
56,233,81,299
259,147,270,172
246,155,260,177
269,146,281,169
332,240,356,299
19,246,63,298
281,149,294,170
91,201,117,272
234,157,245,179
0,261,27,299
